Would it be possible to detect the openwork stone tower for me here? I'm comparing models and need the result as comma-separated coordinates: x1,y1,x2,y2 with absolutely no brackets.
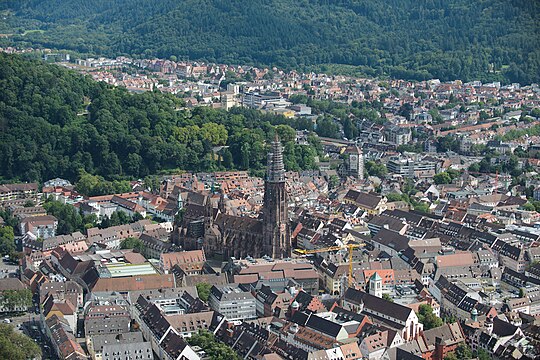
262,135,291,258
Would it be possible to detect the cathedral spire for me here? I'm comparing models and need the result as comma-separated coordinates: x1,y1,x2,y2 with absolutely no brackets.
218,189,227,214
204,194,214,225
267,135,285,183
262,134,291,259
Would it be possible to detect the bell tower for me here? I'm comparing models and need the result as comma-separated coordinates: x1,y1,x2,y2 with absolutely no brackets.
262,135,291,259
369,272,383,298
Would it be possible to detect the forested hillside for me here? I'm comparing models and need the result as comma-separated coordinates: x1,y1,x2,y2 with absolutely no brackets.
0,54,321,183
1,0,538,84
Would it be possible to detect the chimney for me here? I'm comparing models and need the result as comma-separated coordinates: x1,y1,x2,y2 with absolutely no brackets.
435,336,444,360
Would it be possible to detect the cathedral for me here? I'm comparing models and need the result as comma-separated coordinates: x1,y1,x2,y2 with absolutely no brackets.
176,136,291,259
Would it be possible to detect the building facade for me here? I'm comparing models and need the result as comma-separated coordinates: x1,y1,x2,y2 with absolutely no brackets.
341,144,365,179
208,285,256,321
179,136,291,259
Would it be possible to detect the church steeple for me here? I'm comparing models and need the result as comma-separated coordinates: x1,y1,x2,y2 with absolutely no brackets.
267,134,285,183
263,135,291,259
218,189,227,214
204,194,214,226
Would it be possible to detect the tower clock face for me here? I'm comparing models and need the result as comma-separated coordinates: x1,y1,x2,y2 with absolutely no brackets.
350,155,358,169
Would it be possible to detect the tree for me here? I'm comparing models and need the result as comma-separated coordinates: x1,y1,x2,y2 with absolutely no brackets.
196,283,212,302
532,201,540,213
443,314,457,323
468,163,481,173
143,175,161,193
410,199,429,214
75,171,132,197
386,193,409,203
289,94,308,104
445,344,473,360
2,0,539,84
120,237,145,252
469,144,487,156
437,135,460,152
109,211,131,226
315,116,340,138
397,143,423,153
132,212,144,221
454,344,473,359
23,200,35,208
530,108,540,119
523,203,536,212
0,226,16,257
476,348,491,360
262,70,274,80
275,124,296,144
402,178,417,196
188,330,240,360
0,289,32,312
221,148,234,169
0,323,41,360
43,198,99,234
75,170,100,196
417,304,443,330
429,109,443,124
433,172,452,185
0,210,17,229
328,175,340,190
0,54,325,184
382,293,394,302
398,103,413,120
99,211,139,229
479,111,490,121
343,118,358,140
100,215,111,229
365,161,387,178
201,123,228,146
514,146,528,158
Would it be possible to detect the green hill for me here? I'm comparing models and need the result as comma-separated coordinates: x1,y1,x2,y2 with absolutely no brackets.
0,53,321,183
1,0,539,83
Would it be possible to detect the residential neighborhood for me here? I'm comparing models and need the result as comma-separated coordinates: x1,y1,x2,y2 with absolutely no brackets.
0,46,540,360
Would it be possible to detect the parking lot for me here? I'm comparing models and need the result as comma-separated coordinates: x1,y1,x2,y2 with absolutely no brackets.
0,305,55,358
0,258,19,279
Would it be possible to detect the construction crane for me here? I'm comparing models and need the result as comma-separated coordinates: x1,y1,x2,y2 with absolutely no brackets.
294,243,365,287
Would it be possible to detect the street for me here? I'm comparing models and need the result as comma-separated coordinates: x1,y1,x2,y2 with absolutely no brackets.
0,259,19,279
1,312,55,359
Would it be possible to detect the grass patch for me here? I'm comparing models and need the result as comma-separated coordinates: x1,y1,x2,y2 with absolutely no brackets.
21,29,45,36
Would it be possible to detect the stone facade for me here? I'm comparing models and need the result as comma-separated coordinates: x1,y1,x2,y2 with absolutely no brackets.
178,136,291,259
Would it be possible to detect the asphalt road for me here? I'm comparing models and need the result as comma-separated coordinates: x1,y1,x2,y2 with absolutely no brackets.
0,259,55,358
0,259,19,279
3,312,40,330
